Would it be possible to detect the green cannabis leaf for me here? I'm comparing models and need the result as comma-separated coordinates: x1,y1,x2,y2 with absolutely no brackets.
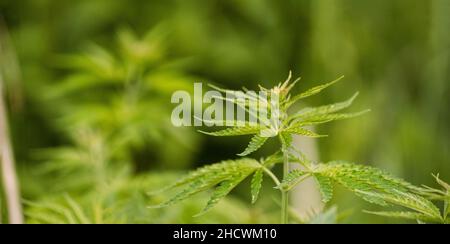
238,135,269,156
154,72,446,224
250,169,264,204
277,169,309,192
149,158,264,216
279,159,448,223
313,174,334,203
286,76,344,106
359,190,442,222
199,125,261,137
362,211,438,223
315,161,417,203
157,72,371,222
201,72,369,157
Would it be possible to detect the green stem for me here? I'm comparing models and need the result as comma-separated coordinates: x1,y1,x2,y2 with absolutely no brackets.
281,147,289,224
261,166,281,186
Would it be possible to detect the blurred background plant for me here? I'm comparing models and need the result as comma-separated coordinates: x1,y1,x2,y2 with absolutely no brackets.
0,0,448,223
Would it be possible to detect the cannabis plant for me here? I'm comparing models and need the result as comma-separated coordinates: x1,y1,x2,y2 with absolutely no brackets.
152,73,449,224
25,172,275,224
41,27,200,171
24,28,215,223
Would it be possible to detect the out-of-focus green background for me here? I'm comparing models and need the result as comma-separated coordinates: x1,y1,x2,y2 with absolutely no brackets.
0,0,448,223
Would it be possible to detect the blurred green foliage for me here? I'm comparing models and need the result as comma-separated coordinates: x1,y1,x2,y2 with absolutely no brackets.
0,0,449,223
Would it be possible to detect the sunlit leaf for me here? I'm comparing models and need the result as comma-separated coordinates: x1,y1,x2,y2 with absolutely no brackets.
313,174,333,203
278,169,309,191
284,126,327,138
149,158,261,215
292,110,370,127
251,169,264,204
290,92,359,120
199,125,261,137
287,75,344,106
238,134,269,156
363,211,440,223
359,190,442,222
195,174,248,216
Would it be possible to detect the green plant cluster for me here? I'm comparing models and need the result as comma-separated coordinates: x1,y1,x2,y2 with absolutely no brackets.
153,73,449,224
23,29,276,224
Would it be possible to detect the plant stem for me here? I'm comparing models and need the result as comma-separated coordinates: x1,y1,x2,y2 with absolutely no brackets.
281,147,289,224
0,17,23,224
0,81,23,224
261,166,281,186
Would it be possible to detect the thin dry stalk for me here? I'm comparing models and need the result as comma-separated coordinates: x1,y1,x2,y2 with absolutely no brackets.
0,17,24,224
